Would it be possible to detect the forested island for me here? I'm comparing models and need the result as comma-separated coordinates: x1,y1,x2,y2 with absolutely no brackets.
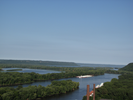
6,69,23,71
0,69,104,86
82,63,133,100
0,60,133,100
0,62,131,86
0,80,79,100
0,60,111,86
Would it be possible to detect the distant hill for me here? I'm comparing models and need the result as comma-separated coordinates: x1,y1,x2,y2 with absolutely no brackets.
77,63,125,68
0,59,78,67
119,63,133,71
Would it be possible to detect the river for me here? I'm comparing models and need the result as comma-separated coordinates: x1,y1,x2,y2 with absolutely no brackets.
2,66,121,100
37,73,120,100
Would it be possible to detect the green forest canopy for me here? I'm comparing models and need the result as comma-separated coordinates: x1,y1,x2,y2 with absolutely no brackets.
0,80,79,100
0,59,78,66
82,63,133,100
119,63,133,71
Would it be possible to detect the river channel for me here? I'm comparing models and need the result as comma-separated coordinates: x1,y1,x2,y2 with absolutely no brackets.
2,68,120,100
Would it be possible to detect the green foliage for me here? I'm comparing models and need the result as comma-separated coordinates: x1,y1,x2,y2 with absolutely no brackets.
0,80,79,100
16,85,23,90
82,96,87,100
0,63,111,72
82,63,133,100
119,63,133,71
0,68,2,71
0,63,106,86
0,59,78,66
0,70,104,86
6,69,22,71
105,69,133,75
94,73,133,100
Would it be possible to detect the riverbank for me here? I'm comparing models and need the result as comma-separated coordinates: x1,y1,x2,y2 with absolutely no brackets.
0,80,79,100
0,68,105,86
6,68,23,71
1,72,120,100
82,63,133,100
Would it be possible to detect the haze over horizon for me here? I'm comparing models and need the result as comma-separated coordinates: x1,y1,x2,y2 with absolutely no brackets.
0,0,133,65
0,59,127,66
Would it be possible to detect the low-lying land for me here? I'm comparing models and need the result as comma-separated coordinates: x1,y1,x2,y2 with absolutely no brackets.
0,60,133,100
0,80,79,100
6,69,23,71
82,63,133,100
0,69,104,86
0,63,131,86
0,62,112,86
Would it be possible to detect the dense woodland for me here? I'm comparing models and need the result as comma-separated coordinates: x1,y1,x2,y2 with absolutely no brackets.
0,69,104,86
119,63,133,72
0,60,78,66
0,64,112,72
82,63,133,100
0,80,79,100
0,63,112,86
0,60,133,100
6,69,23,71
0,63,131,86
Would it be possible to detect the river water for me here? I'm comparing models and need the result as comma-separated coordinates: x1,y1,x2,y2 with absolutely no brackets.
42,73,120,100
2,65,121,100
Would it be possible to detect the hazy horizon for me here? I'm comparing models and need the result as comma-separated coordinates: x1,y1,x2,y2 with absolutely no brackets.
0,0,133,65
0,59,126,65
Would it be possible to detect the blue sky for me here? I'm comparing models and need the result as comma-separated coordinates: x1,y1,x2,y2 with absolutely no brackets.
0,0,133,65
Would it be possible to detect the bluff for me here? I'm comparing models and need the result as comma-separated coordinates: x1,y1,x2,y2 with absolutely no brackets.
119,63,133,72
0,59,78,66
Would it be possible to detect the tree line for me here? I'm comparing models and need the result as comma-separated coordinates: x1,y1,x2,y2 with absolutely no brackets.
0,80,79,100
0,64,112,72
0,70,104,86
119,63,133,72
82,63,133,100
0,64,131,86
82,73,133,100
0,60,78,66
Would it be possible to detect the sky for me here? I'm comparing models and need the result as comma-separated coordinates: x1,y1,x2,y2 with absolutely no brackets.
0,0,133,65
